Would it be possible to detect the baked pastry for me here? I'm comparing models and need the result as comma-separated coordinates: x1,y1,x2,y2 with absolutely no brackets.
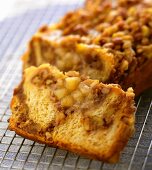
85,0,112,11
9,64,135,163
23,32,115,82
85,0,143,9
22,0,152,95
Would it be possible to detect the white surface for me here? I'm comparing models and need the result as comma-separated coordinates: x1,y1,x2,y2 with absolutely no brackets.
0,0,82,21
0,0,52,21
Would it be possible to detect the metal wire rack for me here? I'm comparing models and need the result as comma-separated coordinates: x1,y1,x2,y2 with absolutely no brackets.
0,1,152,170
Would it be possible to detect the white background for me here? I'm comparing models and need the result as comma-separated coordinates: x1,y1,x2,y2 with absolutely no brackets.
0,0,81,21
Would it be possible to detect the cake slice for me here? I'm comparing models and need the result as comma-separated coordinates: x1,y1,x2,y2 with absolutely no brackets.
22,0,152,95
9,64,135,163
23,30,115,82
23,26,152,95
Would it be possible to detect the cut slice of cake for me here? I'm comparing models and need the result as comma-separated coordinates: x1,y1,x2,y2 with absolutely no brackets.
22,26,152,95
9,64,135,163
22,0,152,95
23,30,115,82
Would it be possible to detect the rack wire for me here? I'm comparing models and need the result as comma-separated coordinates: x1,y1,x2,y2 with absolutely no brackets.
0,1,152,170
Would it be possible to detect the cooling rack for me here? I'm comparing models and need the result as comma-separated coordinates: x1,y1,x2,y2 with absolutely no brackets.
0,1,152,170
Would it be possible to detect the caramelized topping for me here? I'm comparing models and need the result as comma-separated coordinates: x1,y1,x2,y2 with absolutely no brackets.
30,68,114,131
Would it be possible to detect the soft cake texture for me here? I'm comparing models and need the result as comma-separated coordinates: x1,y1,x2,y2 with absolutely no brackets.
23,34,114,82
22,0,152,95
9,64,135,163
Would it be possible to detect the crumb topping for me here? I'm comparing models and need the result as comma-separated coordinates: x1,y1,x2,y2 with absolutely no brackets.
29,67,130,132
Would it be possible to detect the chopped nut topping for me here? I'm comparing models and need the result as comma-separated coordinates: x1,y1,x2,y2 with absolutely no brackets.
45,132,52,140
79,83,90,95
29,66,125,132
65,71,80,77
32,76,42,86
101,88,110,94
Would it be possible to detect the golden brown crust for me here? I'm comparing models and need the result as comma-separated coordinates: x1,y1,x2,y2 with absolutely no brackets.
9,118,50,145
9,117,131,163
122,58,152,95
9,98,135,163
9,64,135,163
